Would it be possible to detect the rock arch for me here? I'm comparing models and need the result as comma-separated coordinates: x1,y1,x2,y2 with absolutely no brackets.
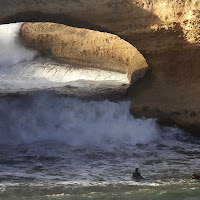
20,22,148,83
1,0,200,134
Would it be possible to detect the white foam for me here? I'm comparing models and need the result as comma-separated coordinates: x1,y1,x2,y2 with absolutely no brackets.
0,23,37,68
0,59,128,93
12,59,129,83
0,94,160,145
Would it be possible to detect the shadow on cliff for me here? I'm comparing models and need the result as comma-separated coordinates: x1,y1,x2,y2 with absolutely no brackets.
0,11,112,33
0,2,162,37
125,19,200,136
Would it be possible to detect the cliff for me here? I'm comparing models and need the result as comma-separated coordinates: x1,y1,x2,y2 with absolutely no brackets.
1,0,200,134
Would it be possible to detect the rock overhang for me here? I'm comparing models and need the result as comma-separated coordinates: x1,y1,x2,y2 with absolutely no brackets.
20,22,148,83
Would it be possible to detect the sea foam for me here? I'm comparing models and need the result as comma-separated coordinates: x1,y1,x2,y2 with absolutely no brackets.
0,93,160,145
0,23,37,68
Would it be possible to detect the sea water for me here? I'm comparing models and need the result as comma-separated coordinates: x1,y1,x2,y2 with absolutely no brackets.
0,23,200,200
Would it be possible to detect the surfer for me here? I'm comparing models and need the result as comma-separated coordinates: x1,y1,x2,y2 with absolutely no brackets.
192,174,200,179
132,168,144,180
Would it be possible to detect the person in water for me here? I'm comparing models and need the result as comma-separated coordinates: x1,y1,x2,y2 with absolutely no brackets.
132,168,144,180
192,174,200,179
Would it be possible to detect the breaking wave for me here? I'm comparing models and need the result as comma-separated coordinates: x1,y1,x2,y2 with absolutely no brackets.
0,23,37,67
0,23,179,146
0,93,161,145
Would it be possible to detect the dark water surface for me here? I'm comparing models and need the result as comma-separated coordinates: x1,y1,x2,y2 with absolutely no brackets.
0,127,200,200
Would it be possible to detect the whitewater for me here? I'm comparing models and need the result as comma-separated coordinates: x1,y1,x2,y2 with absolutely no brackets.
0,23,200,200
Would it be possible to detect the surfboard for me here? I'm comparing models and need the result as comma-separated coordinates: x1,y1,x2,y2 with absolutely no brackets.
192,179,200,182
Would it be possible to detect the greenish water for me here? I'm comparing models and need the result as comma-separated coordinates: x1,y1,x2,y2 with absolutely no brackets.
1,182,200,200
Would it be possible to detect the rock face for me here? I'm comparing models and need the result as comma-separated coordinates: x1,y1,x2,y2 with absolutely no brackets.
1,0,200,134
20,22,148,82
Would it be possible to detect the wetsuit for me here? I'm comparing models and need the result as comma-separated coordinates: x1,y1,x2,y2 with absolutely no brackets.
132,171,143,179
192,174,200,179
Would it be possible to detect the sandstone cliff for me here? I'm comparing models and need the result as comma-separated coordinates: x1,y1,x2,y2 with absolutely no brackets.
1,0,200,134
20,22,148,82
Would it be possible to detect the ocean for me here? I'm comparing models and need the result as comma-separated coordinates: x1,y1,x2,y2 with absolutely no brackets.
0,23,200,200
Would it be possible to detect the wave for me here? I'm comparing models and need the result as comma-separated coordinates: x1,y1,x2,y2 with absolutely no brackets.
0,24,179,146
0,93,162,145
11,59,129,83
0,23,37,68
0,23,128,93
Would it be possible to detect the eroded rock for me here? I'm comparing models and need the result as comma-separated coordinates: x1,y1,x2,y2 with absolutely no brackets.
20,22,148,82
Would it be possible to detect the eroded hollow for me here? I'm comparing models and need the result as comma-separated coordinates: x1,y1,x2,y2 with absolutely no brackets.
19,22,148,83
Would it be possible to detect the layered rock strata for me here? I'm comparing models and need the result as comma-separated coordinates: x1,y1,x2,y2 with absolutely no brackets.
1,0,200,134
20,22,148,82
